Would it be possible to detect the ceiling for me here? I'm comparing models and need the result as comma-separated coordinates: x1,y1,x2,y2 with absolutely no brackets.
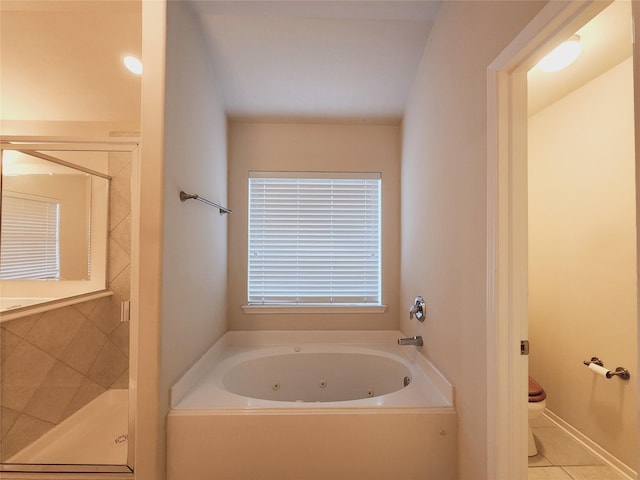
0,1,141,124
528,0,632,115
0,0,634,125
190,1,442,122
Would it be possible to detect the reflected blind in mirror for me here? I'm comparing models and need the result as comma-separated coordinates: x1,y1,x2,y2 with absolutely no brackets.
0,192,60,280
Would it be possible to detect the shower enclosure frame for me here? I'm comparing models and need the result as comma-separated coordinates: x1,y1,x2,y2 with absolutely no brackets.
0,136,140,476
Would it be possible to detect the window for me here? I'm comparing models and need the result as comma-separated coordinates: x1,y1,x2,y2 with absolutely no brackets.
0,192,60,280
248,172,381,306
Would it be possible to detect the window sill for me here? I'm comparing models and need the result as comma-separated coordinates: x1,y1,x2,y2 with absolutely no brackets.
242,304,387,315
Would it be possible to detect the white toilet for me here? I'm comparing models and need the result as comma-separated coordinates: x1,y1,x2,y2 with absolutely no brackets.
528,376,547,457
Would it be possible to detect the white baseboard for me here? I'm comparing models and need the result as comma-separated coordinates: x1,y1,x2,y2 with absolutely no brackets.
543,409,637,480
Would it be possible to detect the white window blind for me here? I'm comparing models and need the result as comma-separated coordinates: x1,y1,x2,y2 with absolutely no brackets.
248,172,381,305
0,193,60,280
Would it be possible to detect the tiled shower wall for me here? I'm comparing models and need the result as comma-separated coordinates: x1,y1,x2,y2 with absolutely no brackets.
0,149,132,461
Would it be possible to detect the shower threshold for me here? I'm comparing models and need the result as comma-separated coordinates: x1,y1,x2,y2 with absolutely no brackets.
1,389,131,474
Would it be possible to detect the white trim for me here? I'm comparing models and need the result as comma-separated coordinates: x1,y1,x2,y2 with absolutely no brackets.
633,6,640,478
486,1,611,478
0,290,113,322
1,136,140,150
242,304,387,315
249,170,381,179
247,175,382,306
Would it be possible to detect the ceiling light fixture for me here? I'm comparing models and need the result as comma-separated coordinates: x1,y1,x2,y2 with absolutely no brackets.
123,55,143,75
536,35,582,72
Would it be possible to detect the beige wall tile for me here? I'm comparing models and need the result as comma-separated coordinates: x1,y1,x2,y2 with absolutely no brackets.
110,368,129,389
0,413,54,461
111,161,132,205
62,378,105,420
2,314,40,338
110,265,131,301
1,327,22,364
109,151,131,177
59,320,107,374
108,238,131,283
23,361,84,424
109,322,129,357
0,342,56,411
1,407,20,439
87,296,120,334
25,307,85,357
73,297,99,318
109,187,130,228
111,214,131,254
88,341,129,389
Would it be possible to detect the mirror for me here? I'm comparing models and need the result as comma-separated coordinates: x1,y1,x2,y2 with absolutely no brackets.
0,148,110,314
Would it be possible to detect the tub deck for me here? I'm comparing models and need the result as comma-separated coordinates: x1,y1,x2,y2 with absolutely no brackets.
171,330,454,409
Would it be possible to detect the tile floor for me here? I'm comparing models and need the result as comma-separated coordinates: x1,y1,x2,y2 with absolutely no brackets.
528,415,631,480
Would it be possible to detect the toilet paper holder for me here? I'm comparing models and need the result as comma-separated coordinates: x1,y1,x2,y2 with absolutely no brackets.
583,357,630,380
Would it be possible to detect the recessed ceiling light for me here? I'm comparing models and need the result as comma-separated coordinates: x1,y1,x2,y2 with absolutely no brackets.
123,55,143,75
536,35,582,72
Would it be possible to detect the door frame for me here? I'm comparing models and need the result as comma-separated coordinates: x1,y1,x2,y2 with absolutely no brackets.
485,0,636,478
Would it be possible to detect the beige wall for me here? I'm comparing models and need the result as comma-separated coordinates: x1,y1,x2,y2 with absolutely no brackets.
227,121,401,331
400,2,547,478
528,57,637,468
160,0,228,425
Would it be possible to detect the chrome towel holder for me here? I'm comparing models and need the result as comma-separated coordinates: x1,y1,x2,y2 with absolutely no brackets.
179,191,232,215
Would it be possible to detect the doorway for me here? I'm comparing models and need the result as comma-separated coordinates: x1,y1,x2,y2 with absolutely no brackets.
527,1,637,477
487,1,640,478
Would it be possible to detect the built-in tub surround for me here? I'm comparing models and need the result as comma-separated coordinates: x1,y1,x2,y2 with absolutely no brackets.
168,331,456,479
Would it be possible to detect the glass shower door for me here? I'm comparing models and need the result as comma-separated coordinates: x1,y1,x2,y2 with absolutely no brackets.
0,140,137,474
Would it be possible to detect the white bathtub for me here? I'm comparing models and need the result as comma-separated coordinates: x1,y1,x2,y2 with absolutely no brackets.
168,330,457,480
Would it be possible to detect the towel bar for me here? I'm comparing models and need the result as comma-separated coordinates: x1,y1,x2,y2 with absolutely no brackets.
180,191,231,215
